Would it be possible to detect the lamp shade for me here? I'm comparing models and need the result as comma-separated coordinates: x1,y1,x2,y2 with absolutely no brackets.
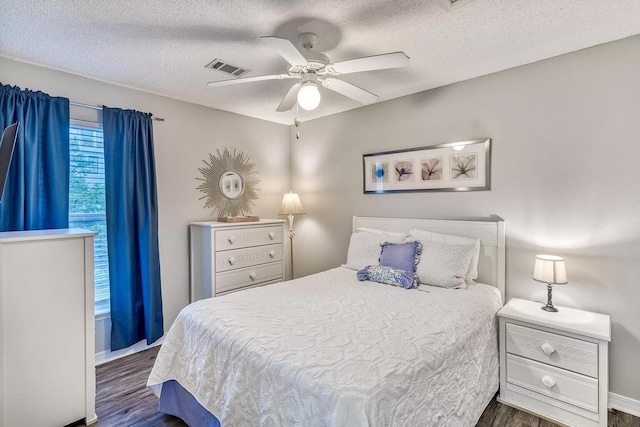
533,255,568,285
279,192,305,215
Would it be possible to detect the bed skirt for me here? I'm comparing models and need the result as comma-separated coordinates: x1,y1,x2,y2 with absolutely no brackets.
158,380,221,427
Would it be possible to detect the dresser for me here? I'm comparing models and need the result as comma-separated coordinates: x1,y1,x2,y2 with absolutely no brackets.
0,229,97,427
189,220,286,302
497,298,610,427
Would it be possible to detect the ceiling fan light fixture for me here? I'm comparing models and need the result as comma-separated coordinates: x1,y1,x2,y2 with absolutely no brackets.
208,34,409,113
297,81,321,110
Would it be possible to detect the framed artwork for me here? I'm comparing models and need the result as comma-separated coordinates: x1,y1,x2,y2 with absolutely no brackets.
363,138,491,193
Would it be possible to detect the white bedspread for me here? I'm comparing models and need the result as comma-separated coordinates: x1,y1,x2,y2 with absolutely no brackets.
148,267,502,427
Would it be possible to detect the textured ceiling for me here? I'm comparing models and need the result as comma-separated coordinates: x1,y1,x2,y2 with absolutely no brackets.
1,0,640,125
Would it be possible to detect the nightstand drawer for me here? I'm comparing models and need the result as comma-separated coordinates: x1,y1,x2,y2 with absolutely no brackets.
215,226,283,251
506,323,598,377
215,261,283,294
215,244,283,272
506,354,598,413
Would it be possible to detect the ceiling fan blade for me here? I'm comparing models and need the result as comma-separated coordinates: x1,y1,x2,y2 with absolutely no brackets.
207,74,296,87
260,36,308,66
331,52,410,75
322,78,378,105
276,83,301,112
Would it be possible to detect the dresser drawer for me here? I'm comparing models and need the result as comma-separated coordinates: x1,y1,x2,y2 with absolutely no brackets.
506,323,598,377
215,262,283,294
216,244,283,272
215,226,283,250
506,354,598,413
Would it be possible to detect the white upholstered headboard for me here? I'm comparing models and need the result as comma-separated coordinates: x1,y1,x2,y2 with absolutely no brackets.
353,216,506,301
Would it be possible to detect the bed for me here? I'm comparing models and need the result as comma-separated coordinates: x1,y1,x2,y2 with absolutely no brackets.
148,216,506,426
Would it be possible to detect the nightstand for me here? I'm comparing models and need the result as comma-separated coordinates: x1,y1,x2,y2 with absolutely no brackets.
497,298,611,427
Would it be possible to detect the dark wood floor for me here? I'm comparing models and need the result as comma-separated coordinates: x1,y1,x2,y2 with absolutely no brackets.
86,346,640,427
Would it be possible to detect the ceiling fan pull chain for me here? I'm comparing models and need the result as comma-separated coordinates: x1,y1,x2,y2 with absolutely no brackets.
294,116,301,140
294,103,301,140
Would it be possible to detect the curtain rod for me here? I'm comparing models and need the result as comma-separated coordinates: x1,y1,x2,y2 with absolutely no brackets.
70,101,165,122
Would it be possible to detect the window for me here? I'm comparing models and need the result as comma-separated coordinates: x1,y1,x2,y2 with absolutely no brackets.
69,121,110,314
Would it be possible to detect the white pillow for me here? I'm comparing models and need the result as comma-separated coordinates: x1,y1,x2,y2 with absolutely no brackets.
412,240,476,289
344,232,405,271
357,227,407,239
409,229,480,282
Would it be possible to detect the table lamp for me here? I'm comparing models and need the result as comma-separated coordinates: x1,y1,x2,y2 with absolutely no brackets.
533,254,568,312
279,192,305,278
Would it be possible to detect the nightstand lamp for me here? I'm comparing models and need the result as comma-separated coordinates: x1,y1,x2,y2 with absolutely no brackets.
533,254,568,312
279,192,305,278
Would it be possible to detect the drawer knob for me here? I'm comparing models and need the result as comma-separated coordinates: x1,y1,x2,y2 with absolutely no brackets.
541,375,556,389
268,232,275,240
268,250,276,258
228,256,236,265
249,271,257,280
228,236,236,244
541,342,556,356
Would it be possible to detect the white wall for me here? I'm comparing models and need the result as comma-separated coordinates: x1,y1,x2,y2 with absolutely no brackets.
0,57,290,355
290,35,640,400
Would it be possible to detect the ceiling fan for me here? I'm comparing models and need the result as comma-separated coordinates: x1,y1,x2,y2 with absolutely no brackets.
207,32,410,112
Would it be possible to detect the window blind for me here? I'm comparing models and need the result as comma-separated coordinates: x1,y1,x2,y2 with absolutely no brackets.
69,122,110,314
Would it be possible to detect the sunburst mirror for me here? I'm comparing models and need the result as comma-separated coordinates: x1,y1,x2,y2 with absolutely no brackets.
196,148,260,217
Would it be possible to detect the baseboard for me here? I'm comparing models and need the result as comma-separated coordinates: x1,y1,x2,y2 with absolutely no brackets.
94,336,164,366
609,392,640,418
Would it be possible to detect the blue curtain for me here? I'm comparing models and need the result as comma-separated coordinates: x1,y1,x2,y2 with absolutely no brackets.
0,84,69,231
103,106,163,351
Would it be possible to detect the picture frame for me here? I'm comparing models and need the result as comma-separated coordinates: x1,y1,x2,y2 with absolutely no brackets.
363,138,491,193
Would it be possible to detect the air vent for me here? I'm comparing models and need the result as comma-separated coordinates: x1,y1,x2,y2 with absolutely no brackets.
205,59,250,77
435,0,476,11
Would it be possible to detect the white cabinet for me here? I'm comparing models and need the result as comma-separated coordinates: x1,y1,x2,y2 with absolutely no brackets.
0,229,97,427
498,298,610,427
189,220,286,302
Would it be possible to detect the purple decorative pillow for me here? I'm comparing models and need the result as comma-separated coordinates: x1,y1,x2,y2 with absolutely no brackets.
357,265,416,289
379,241,422,274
